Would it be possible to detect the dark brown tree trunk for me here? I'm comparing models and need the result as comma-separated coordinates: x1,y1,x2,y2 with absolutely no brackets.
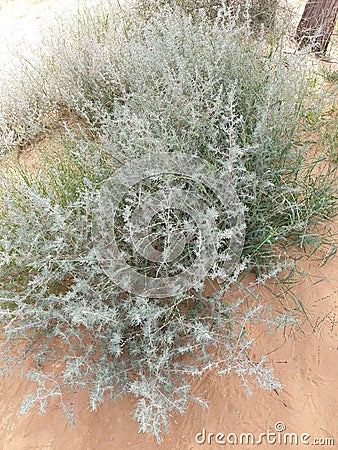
295,0,338,54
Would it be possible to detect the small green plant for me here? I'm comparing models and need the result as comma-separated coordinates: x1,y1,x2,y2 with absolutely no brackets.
304,75,338,164
320,66,338,84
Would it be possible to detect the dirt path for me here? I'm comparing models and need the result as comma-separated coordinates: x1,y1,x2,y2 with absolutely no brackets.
0,0,125,78
0,0,72,73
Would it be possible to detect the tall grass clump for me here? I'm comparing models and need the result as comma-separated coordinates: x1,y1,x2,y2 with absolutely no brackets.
0,2,337,442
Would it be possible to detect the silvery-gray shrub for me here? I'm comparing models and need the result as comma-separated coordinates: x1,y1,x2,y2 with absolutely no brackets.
135,0,279,28
0,2,336,443
0,161,282,441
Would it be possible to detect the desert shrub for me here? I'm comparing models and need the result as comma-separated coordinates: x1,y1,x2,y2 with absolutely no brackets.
135,0,279,29
0,141,284,441
0,0,287,153
0,53,55,151
0,3,337,443
39,6,336,269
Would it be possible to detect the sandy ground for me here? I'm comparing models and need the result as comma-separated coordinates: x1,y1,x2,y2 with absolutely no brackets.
0,0,127,79
0,1,337,449
0,0,74,69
